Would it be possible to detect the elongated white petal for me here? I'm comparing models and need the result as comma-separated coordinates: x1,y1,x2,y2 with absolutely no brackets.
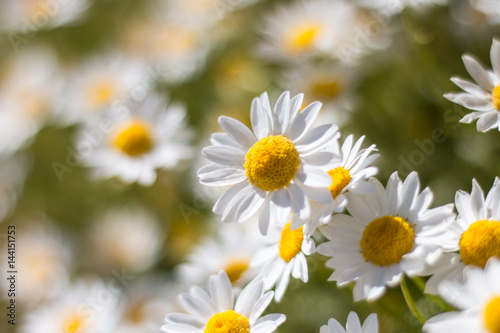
218,116,256,148
462,55,495,91
251,97,271,139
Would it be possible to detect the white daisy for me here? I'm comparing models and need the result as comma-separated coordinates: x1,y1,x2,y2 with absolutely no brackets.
20,278,120,333
177,223,263,288
0,47,62,155
425,178,500,295
320,312,378,333
423,258,500,333
298,135,379,236
444,39,500,132
469,0,500,24
162,270,286,333
355,0,448,15
198,91,338,235
58,54,150,125
251,220,315,302
77,94,193,186
0,155,29,222
87,207,163,273
317,172,455,301
0,0,92,32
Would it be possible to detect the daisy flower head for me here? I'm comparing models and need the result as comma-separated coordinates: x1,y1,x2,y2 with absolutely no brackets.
444,39,500,132
77,94,192,186
320,312,378,333
177,222,263,289
470,0,500,24
251,220,315,302
317,172,456,301
301,134,379,236
198,91,339,234
162,270,286,333
425,178,500,294
423,258,500,333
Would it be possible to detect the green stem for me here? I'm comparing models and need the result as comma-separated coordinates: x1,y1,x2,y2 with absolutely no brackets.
411,276,426,292
400,276,426,324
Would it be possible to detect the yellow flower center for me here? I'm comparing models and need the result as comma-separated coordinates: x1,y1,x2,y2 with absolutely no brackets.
205,310,250,333
223,258,250,283
113,121,154,156
484,296,500,333
327,167,351,199
311,80,341,100
125,300,147,324
285,23,322,54
360,216,415,266
279,222,304,262
459,220,500,268
63,313,85,333
492,85,500,110
244,135,300,191
88,80,116,108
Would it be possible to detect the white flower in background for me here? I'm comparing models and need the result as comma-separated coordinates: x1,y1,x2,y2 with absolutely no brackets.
77,94,192,186
162,271,286,333
470,0,500,24
118,278,182,333
0,47,62,155
177,223,263,288
318,172,455,301
259,0,389,63
321,312,378,333
0,0,92,32
355,0,448,15
251,221,315,302
88,207,163,273
444,39,500,132
198,91,338,234
300,135,378,236
425,178,500,294
20,279,120,333
0,220,71,307
0,155,29,222
423,259,500,333
58,54,150,125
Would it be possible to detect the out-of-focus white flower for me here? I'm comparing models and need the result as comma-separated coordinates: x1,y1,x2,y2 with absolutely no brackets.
0,47,63,155
251,221,315,302
87,207,164,273
425,178,500,294
0,0,92,32
0,155,29,222
318,172,455,301
423,259,500,333
259,0,389,63
469,0,500,24
177,223,263,288
58,54,150,125
20,279,121,333
162,271,286,333
321,312,378,333
355,0,448,16
1,220,71,307
77,94,193,186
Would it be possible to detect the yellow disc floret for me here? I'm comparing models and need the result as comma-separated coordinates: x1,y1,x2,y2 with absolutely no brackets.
492,85,500,110
327,167,351,198
360,216,415,266
223,258,250,283
484,296,500,333
114,121,154,156
244,135,300,191
205,310,250,333
279,222,304,262
459,220,500,268
63,313,85,333
285,23,322,54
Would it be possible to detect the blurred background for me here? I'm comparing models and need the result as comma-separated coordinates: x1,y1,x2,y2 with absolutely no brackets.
1,0,500,332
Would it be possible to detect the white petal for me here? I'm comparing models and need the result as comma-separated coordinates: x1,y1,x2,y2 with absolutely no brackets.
462,54,494,91
270,190,292,225
202,146,245,166
218,116,256,148
450,77,490,97
272,91,290,135
235,188,266,222
287,183,310,220
491,39,500,77
209,271,233,312
251,97,271,139
476,112,500,132
199,167,247,186
213,182,250,215
286,101,322,142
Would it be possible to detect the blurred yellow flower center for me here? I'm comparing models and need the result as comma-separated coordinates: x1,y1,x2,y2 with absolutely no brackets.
205,310,250,333
126,300,146,324
484,296,500,333
327,167,351,198
245,135,300,191
285,23,322,53
223,258,249,283
492,85,500,110
114,121,154,156
311,80,341,100
63,313,85,333
459,220,500,268
360,216,415,266
89,81,116,108
279,222,304,262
